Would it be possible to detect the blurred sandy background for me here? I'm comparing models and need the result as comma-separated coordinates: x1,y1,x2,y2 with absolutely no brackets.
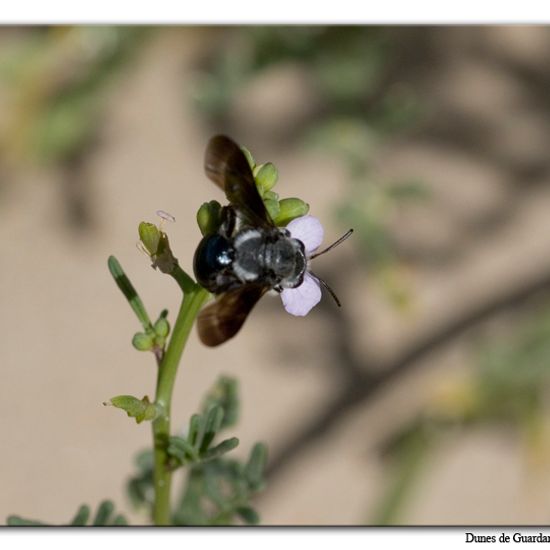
3,26,550,525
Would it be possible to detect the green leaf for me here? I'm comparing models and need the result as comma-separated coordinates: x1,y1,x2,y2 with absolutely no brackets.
203,437,240,461
7,515,46,526
202,376,239,429
168,436,199,463
135,449,154,471
107,395,158,424
93,500,114,526
70,505,91,526
236,506,260,525
112,514,128,526
8,500,128,527
194,412,209,452
188,414,202,447
127,452,154,511
174,468,210,525
200,406,225,453
108,256,153,331
245,443,268,491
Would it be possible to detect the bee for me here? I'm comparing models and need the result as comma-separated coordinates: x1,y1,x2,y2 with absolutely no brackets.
193,135,352,346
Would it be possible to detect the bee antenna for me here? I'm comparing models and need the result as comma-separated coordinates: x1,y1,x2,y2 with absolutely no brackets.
309,229,353,260
309,271,342,308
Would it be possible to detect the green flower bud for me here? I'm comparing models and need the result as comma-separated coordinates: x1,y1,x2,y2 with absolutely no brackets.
138,222,161,256
274,197,310,226
154,334,166,348
196,200,222,236
240,146,256,170
264,198,280,222
132,332,154,351
154,317,170,338
152,232,177,274
254,162,279,196
138,221,177,274
263,190,279,202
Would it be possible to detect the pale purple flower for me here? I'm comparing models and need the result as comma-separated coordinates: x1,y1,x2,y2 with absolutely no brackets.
280,215,324,316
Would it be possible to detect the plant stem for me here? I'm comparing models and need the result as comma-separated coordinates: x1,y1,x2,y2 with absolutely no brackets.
152,283,209,525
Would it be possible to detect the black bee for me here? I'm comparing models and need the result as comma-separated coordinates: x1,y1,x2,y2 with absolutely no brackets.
193,135,351,346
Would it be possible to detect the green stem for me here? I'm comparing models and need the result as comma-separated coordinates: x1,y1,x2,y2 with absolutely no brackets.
152,282,209,525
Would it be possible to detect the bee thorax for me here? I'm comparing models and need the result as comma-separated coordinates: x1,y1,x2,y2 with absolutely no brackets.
233,229,264,282
233,228,306,288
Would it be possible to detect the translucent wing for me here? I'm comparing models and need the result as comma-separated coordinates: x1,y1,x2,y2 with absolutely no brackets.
204,135,273,228
197,284,268,346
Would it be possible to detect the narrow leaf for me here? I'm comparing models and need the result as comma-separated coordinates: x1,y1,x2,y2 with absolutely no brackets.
70,504,91,526
200,406,224,453
7,515,46,526
245,442,268,491
202,376,239,429
188,414,201,447
236,506,260,525
108,256,152,331
202,437,239,461
168,436,199,463
93,500,114,526
193,413,209,450
112,514,128,526
135,449,154,471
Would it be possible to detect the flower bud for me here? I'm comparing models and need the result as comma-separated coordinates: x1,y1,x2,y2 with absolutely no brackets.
263,190,279,201
274,197,310,226
154,233,177,273
240,146,256,170
254,162,279,196
132,332,154,351
196,200,222,236
264,198,280,222
138,220,177,274
154,317,170,338
154,334,166,348
138,222,161,256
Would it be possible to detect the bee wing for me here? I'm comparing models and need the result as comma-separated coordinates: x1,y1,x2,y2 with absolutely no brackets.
197,284,269,346
204,135,273,228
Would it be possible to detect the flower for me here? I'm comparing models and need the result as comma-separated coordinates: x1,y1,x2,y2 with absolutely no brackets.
280,215,324,316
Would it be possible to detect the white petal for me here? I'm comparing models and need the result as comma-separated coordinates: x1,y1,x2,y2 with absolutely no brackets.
286,215,324,254
280,272,322,316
